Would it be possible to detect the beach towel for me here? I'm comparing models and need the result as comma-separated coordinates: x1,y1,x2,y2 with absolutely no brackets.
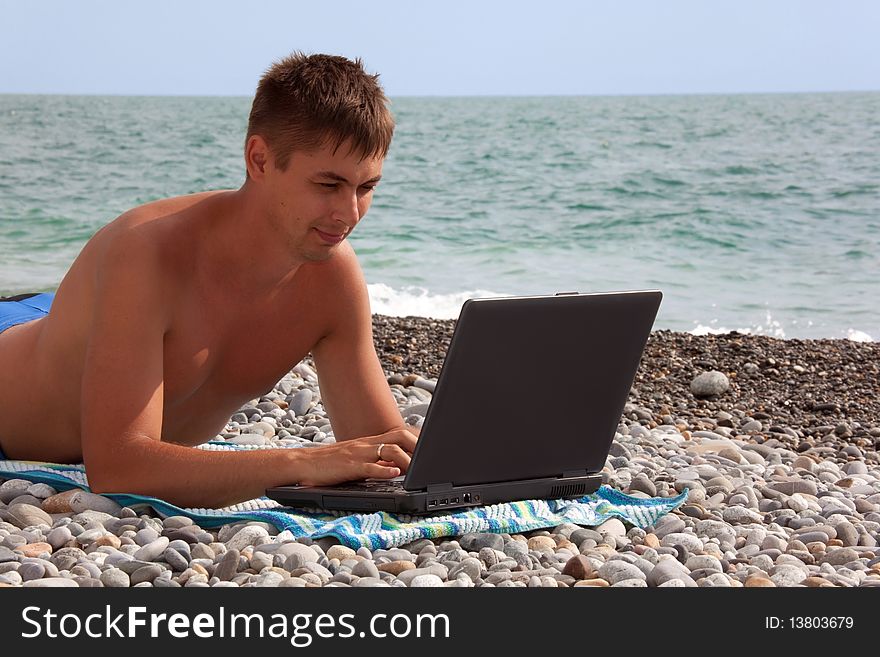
0,442,687,549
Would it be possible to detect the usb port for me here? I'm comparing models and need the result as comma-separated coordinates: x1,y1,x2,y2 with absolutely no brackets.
450,497,459,504
428,499,437,507
440,498,448,505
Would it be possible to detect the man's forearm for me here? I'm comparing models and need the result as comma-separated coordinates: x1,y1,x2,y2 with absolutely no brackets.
87,439,305,508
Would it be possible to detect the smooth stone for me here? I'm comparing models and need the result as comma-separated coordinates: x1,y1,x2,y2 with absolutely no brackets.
0,571,22,585
570,528,604,544
255,571,286,587
377,561,416,576
685,555,722,573
690,371,730,397
447,557,482,581
628,474,657,497
460,533,504,552
660,532,703,553
163,516,194,530
744,575,776,587
351,560,380,579
95,534,122,550
598,560,646,585
214,549,241,581
768,481,818,496
130,564,164,585
7,503,53,529
15,542,53,558
527,536,556,552
117,559,159,575
835,522,859,548
803,576,836,587
596,518,628,538
191,543,215,560
770,564,808,587
7,494,47,509
23,577,79,588
100,568,131,588
289,390,314,416
397,564,448,586
0,480,32,504
820,548,861,566
18,562,46,581
163,547,190,572
410,574,444,587
134,537,170,562
68,491,123,515
647,559,692,587
699,573,733,587
41,489,79,513
722,507,763,525
134,527,161,547
562,555,594,580
353,577,390,587
226,526,271,552
651,516,686,539
326,545,357,561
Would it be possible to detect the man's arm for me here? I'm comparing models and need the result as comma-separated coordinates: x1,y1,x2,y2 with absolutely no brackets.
81,232,413,508
311,245,419,465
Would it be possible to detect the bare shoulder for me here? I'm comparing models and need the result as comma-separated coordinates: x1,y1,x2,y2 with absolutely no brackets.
93,191,226,285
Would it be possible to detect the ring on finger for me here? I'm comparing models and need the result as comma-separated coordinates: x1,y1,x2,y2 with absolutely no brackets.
376,443,385,461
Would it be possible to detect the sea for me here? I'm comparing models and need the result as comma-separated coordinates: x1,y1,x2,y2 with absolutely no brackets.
1,92,878,341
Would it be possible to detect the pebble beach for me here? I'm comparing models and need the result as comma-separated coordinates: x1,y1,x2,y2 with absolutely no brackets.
1,316,879,588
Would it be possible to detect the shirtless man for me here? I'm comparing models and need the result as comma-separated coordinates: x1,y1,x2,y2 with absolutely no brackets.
0,53,419,508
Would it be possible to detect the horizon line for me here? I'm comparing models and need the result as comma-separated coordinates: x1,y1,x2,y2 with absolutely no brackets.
0,88,878,100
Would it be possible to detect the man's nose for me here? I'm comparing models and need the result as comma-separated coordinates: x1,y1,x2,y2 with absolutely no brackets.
331,190,360,226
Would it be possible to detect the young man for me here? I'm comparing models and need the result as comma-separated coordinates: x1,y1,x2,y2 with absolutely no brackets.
0,53,419,508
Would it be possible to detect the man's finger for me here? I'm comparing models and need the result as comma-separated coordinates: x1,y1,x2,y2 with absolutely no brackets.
363,463,401,479
378,443,411,470
385,429,418,453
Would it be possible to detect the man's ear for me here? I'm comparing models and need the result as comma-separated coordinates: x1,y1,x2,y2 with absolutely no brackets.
245,135,271,180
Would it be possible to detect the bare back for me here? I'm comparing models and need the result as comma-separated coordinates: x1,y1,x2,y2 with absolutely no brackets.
0,191,343,461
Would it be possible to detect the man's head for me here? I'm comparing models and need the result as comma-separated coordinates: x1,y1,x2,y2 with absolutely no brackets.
246,52,394,170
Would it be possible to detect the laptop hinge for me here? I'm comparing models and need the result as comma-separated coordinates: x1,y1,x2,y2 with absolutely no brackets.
562,470,588,478
427,482,454,493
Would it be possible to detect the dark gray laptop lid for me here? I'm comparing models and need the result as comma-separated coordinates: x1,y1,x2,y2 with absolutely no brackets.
403,290,662,490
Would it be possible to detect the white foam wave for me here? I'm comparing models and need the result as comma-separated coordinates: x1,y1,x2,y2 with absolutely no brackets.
690,310,874,342
367,283,509,319
845,329,874,343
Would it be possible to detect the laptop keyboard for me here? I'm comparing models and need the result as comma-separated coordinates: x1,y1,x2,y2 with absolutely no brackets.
327,477,407,494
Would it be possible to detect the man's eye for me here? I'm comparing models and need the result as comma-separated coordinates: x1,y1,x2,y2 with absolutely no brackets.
319,183,338,189
360,185,376,193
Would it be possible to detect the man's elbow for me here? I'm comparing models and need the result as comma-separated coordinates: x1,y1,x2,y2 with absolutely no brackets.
84,465,126,495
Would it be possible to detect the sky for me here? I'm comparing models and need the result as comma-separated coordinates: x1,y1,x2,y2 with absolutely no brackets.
1,0,878,97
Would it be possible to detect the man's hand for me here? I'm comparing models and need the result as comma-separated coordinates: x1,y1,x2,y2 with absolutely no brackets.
295,427,418,487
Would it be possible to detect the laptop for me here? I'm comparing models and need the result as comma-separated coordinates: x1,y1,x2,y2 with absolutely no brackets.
266,289,662,514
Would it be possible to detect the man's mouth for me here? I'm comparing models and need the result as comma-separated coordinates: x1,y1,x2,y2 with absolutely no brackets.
314,228,346,244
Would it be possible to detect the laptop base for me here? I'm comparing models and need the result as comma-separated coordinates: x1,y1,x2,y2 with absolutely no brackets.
267,474,603,515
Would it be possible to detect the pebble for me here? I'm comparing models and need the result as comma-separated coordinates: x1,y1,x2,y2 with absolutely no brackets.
690,371,730,397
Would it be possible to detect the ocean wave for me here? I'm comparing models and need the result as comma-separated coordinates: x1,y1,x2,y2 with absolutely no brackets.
367,283,510,319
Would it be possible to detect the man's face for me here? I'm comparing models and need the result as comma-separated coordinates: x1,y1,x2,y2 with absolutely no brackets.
262,140,384,263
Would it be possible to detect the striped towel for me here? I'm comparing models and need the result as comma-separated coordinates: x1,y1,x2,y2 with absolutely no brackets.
0,443,687,549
